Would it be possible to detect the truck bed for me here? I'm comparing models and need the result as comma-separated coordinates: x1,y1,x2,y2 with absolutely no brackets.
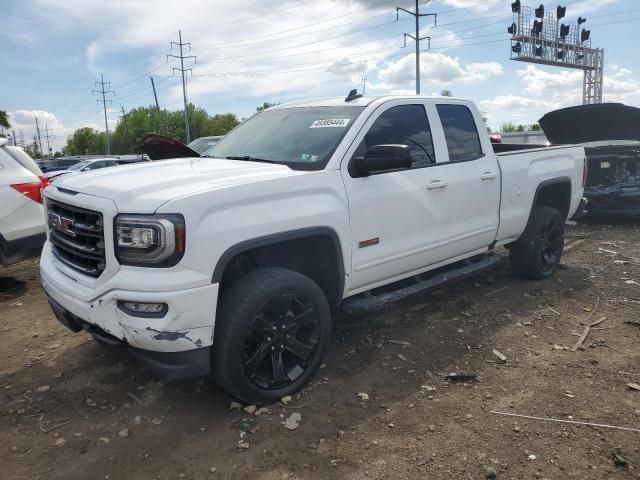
493,145,585,245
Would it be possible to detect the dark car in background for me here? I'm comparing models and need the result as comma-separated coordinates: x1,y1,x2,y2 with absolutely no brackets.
540,103,640,217
37,157,82,173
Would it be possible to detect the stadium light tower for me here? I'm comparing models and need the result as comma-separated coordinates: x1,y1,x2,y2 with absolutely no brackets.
507,2,604,104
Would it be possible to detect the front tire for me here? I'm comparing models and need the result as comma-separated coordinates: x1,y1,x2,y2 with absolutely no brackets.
510,206,565,280
212,267,331,405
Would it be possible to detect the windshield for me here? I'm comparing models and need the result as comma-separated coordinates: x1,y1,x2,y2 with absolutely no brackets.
68,160,90,171
189,137,222,154
205,106,365,169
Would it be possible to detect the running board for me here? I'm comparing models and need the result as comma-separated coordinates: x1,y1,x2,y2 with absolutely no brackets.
342,253,501,314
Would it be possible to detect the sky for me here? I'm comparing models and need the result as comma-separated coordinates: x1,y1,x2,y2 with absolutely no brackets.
0,0,639,152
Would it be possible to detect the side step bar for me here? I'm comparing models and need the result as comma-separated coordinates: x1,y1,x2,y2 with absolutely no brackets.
342,253,501,314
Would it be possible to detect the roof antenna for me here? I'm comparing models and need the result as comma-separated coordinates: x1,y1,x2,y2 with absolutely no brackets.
345,89,363,102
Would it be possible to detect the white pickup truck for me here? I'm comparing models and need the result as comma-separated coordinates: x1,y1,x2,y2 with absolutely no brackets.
41,94,587,404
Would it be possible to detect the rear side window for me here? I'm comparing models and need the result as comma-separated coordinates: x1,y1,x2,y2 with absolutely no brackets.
436,104,483,162
361,104,435,169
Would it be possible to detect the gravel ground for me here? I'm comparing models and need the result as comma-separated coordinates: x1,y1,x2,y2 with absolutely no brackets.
1,220,639,480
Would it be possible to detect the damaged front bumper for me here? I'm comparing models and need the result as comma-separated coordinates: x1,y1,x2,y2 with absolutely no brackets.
584,183,640,215
47,296,211,380
40,245,218,380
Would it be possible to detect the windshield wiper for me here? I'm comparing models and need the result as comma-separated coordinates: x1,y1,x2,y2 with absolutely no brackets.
224,155,278,164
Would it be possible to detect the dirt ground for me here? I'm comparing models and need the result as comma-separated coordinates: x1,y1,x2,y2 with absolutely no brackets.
1,220,639,480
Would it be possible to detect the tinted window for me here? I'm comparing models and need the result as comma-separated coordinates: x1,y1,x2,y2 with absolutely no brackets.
360,105,435,168
208,106,365,170
436,104,483,162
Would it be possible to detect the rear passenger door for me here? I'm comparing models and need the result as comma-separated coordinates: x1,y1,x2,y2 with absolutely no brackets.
427,103,500,257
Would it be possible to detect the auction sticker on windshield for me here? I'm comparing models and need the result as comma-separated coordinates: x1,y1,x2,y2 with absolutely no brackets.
309,118,351,128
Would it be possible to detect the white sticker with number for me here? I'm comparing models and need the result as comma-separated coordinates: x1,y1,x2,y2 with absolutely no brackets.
309,118,351,128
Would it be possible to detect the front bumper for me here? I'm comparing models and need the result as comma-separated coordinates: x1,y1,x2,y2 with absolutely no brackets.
47,296,211,380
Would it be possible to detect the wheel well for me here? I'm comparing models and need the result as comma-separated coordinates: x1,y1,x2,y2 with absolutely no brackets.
216,234,344,307
535,180,571,220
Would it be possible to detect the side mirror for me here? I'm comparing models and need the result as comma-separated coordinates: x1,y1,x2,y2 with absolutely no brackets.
82,167,90,171
353,144,412,176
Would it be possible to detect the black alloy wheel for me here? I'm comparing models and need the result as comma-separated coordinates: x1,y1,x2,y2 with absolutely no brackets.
213,267,331,404
243,293,321,390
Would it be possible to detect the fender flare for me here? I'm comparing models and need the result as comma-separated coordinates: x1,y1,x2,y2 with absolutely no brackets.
211,226,346,299
518,176,572,243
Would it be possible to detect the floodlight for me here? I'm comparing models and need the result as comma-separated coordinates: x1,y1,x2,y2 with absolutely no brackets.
557,6,566,20
559,24,570,39
557,50,565,59
535,46,543,56
508,22,517,35
581,29,590,43
511,0,521,13
512,42,522,53
535,4,544,18
533,19,543,36
578,17,587,25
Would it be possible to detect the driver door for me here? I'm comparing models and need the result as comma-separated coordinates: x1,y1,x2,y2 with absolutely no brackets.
342,101,455,293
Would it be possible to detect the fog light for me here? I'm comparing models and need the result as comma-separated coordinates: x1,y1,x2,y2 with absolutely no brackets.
118,301,167,318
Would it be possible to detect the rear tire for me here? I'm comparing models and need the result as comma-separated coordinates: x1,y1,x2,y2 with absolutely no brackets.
212,267,331,405
510,206,565,280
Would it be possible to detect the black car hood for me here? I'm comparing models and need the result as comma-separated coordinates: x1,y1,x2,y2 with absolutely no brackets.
539,103,640,145
142,134,200,160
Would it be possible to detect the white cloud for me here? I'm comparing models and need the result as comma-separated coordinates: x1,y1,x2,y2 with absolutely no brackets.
375,52,503,89
481,63,640,129
480,95,556,110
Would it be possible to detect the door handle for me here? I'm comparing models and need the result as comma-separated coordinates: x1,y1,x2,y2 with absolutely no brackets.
480,172,497,180
426,180,448,190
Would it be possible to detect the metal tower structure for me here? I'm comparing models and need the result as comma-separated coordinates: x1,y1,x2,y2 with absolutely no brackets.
508,1,604,104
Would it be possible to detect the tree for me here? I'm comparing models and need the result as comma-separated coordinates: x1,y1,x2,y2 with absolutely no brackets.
440,90,453,97
64,104,241,155
256,102,279,113
0,111,10,129
63,127,106,155
530,122,541,131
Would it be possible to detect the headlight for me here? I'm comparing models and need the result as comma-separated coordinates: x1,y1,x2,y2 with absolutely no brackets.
114,214,185,267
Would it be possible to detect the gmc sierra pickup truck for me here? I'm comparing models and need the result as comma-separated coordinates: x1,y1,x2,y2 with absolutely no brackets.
41,94,587,404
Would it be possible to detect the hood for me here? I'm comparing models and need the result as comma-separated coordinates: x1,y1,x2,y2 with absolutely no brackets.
539,103,640,145
143,134,200,160
52,157,300,212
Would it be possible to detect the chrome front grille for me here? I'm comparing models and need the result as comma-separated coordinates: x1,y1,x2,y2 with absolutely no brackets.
47,199,106,277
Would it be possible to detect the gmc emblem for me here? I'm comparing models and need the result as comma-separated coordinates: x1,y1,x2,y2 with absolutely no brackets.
48,212,76,237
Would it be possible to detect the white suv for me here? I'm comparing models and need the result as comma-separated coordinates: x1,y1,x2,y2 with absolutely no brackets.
0,138,47,266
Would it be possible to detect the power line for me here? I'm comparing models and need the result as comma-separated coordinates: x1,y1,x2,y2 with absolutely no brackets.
167,30,196,143
397,0,437,94
92,73,115,155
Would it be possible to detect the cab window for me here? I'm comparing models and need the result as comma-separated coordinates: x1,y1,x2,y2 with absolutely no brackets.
358,104,435,169
436,104,483,162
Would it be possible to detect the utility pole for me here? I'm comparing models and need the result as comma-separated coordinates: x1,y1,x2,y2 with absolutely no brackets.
18,130,25,148
44,124,55,158
150,76,163,134
397,1,437,95
35,117,44,159
93,73,115,155
32,134,40,157
168,30,196,143
120,106,134,153
11,130,17,146
150,76,161,111
361,75,368,95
